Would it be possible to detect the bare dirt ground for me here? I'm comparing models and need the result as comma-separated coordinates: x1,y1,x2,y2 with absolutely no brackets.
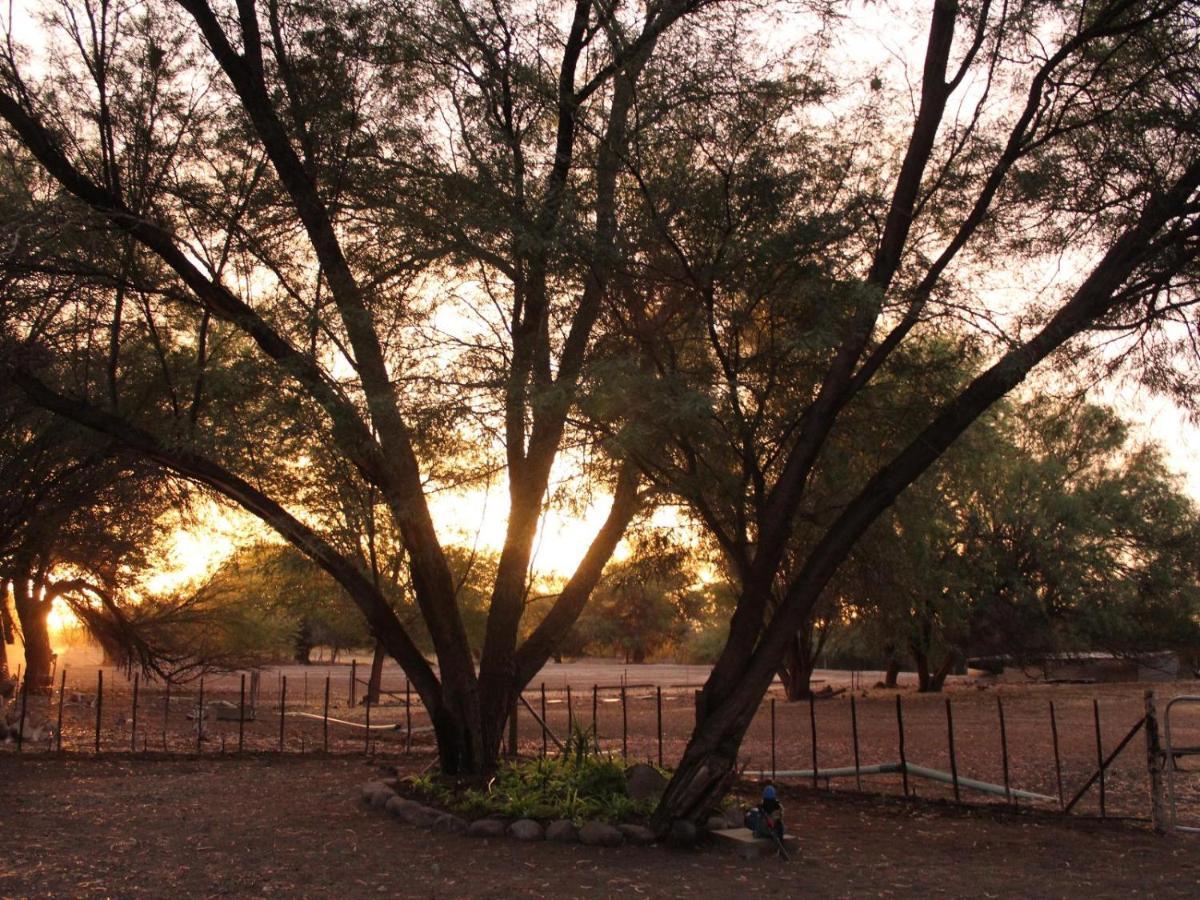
3,753,1199,899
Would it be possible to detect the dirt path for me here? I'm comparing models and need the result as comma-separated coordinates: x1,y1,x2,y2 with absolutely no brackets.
2,755,1197,898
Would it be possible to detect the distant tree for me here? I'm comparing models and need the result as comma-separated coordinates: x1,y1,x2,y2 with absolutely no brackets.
841,400,1200,691
573,532,695,663
0,387,182,690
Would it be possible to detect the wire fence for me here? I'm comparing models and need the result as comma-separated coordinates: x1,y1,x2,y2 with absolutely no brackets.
5,663,1200,829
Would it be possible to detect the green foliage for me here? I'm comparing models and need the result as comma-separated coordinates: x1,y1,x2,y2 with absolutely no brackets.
570,530,700,662
409,722,662,824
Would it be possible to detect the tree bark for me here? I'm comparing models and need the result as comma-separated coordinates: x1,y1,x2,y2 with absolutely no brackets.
13,575,53,693
367,641,385,705
778,632,817,701
884,659,901,688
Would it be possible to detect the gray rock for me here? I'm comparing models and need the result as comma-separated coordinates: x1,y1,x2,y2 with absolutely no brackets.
384,795,417,818
667,819,698,848
432,814,469,834
397,803,441,828
625,763,667,801
508,819,544,841
617,823,657,846
545,820,579,843
467,818,509,839
578,822,624,847
723,807,745,829
705,815,730,832
370,787,396,810
360,781,388,803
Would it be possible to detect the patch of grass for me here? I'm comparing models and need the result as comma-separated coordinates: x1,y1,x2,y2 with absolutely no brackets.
406,722,666,824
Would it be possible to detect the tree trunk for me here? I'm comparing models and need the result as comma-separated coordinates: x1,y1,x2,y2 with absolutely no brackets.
884,659,900,688
778,632,816,701
929,653,957,692
293,619,314,665
914,646,932,692
651,654,777,831
0,582,13,679
14,582,53,693
367,641,385,705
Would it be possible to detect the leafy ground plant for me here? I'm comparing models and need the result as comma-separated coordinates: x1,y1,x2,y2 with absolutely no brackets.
408,723,663,824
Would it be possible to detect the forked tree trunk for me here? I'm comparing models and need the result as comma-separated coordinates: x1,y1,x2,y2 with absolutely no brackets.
778,632,817,701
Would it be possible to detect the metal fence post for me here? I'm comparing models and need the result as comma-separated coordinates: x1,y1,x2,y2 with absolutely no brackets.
896,695,909,797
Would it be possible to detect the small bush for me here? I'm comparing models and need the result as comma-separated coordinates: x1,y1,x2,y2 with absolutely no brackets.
407,722,665,824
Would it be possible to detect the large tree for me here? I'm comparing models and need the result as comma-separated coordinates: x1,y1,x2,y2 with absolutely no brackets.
578,0,1200,826
0,0,731,772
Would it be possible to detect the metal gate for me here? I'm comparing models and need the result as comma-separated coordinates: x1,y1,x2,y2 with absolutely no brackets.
1163,696,1200,832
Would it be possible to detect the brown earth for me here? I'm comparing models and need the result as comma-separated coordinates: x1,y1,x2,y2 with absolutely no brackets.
3,753,1199,899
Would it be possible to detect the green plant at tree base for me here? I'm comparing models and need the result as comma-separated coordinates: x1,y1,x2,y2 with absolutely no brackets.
408,722,666,824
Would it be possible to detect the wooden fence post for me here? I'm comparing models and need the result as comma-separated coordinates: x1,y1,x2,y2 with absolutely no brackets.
809,693,819,789
196,678,204,755
131,674,139,753
540,683,548,757
95,670,103,754
851,694,862,792
1145,690,1166,833
770,697,776,782
508,692,518,758
656,687,663,768
946,698,960,803
998,696,1012,804
1049,701,1064,810
323,675,331,753
239,674,247,752
279,675,287,752
1093,699,1106,817
56,669,66,752
621,686,628,760
17,677,28,752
